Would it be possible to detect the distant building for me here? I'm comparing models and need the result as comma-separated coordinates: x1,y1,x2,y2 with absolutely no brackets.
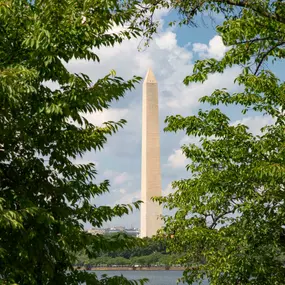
86,227,140,237
125,228,140,237
113,226,125,231
86,228,106,235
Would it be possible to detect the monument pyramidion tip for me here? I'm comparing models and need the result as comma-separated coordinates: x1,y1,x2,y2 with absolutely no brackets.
144,68,157,84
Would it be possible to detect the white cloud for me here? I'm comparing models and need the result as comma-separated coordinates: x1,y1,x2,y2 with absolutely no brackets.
114,172,131,185
167,149,187,169
115,190,141,205
179,135,202,146
153,7,170,22
71,157,99,168
84,108,129,126
111,188,128,194
164,65,241,113
119,188,127,194
103,170,132,185
232,115,275,135
165,135,205,170
155,31,177,50
193,35,228,60
102,169,113,177
163,183,175,196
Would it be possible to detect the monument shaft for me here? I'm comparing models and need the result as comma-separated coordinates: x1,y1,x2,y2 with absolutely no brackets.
140,69,162,238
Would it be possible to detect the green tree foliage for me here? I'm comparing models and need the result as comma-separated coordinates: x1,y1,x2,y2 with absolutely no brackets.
106,237,167,258
0,1,149,284
75,236,181,267
137,0,285,284
88,235,166,259
78,252,180,267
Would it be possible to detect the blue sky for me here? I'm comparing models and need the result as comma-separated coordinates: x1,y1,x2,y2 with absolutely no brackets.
62,10,279,229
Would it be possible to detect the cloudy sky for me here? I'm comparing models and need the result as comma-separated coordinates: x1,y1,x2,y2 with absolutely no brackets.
63,9,283,229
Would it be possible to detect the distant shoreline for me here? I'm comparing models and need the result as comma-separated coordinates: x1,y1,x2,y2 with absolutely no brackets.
76,266,185,271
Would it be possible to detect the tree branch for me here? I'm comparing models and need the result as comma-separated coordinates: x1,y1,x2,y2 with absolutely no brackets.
254,41,285,75
215,0,285,24
209,210,235,229
236,37,279,45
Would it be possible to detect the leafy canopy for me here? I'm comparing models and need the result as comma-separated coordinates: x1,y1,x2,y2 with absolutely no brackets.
136,0,285,284
0,0,149,284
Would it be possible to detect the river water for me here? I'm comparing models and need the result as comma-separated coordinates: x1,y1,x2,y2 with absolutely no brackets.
94,270,209,285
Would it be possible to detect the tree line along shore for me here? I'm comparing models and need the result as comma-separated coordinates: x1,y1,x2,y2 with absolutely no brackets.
75,265,186,271
75,236,191,270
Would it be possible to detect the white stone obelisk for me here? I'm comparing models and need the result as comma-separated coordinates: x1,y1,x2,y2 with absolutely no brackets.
140,68,162,238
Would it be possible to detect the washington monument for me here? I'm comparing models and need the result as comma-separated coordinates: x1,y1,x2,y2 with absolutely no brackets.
140,69,162,238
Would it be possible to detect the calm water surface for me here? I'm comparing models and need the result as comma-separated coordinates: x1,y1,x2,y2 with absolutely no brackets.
94,270,209,285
